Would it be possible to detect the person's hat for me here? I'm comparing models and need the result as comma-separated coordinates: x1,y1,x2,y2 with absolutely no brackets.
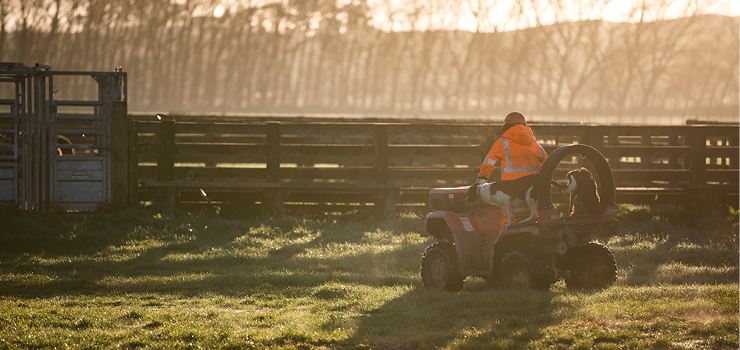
501,112,526,131
504,111,526,125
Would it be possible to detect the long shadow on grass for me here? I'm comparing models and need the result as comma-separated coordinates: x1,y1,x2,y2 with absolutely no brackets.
0,223,429,298
344,287,572,349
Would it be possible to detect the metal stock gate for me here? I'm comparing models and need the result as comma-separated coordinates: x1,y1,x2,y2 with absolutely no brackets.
0,63,127,212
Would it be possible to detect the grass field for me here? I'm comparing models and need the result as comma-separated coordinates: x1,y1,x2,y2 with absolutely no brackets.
0,205,737,349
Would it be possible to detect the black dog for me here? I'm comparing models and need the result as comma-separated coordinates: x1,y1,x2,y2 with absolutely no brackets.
465,174,539,228
563,167,600,215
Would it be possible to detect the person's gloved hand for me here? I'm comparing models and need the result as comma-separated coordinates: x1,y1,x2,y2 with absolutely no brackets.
476,177,486,184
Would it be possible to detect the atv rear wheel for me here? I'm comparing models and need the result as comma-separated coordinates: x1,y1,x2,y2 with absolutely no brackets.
561,242,617,290
421,242,464,292
499,249,551,290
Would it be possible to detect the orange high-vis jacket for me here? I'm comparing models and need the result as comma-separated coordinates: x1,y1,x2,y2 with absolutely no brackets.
478,124,547,181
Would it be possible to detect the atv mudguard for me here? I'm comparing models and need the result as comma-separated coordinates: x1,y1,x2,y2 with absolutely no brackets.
424,210,502,276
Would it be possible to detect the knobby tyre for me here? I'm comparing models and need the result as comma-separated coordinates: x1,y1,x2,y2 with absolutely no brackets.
499,249,552,290
421,242,464,292
561,242,617,290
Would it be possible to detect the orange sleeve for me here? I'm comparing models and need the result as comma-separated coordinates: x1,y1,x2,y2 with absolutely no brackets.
478,139,504,179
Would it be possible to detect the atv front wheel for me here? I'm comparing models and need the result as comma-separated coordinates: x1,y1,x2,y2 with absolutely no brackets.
561,242,617,290
499,249,551,290
421,242,464,292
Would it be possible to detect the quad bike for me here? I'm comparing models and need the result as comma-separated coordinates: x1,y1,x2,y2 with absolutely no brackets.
420,144,619,291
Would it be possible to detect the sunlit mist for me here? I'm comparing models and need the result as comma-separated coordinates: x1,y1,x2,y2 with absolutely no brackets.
0,0,737,123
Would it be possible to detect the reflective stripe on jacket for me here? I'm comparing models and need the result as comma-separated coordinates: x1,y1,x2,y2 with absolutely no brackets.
478,124,547,181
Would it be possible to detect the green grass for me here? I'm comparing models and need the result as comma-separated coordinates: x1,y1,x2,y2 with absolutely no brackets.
0,206,737,349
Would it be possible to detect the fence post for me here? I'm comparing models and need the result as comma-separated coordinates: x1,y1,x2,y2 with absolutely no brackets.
688,126,710,211
588,126,604,150
689,127,707,185
127,120,139,206
374,124,389,184
110,101,128,207
374,124,394,219
730,134,739,170
266,122,281,182
579,126,591,146
158,118,176,213
265,122,283,217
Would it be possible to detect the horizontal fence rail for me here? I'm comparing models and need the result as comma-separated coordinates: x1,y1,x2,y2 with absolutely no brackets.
127,115,739,216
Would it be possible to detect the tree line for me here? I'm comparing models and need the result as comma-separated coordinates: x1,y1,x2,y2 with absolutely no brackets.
2,0,738,118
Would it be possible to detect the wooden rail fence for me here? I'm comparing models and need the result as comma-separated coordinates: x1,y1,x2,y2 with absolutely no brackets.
127,115,739,217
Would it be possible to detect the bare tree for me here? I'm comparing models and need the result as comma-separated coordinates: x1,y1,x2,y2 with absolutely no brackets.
2,0,736,119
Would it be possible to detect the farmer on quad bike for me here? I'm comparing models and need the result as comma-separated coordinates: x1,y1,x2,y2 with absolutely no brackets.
477,111,548,226
421,120,619,291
